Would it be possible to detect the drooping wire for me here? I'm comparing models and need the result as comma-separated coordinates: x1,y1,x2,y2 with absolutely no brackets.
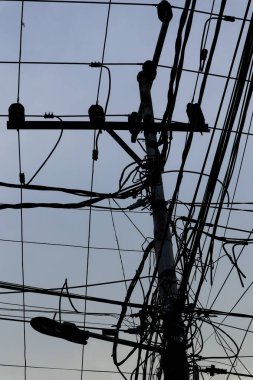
197,0,227,105
197,22,253,298
59,279,80,323
90,63,112,158
205,108,253,309
96,0,112,105
90,63,111,113
191,0,216,101
226,317,253,380
113,199,147,239
178,0,250,312
27,116,63,184
108,199,128,292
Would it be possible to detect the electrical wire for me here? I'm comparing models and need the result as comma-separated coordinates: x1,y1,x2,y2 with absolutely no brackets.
96,1,112,105
16,2,27,379
26,117,63,185
1,0,249,21
17,1,24,103
2,0,253,378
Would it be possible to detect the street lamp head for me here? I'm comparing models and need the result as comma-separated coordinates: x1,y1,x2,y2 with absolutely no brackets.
30,317,63,338
30,317,89,345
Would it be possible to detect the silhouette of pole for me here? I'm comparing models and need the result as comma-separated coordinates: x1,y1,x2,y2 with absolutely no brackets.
137,2,189,379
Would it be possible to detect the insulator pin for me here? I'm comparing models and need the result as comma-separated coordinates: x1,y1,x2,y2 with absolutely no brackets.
186,103,206,129
8,102,25,125
142,60,157,81
88,104,105,128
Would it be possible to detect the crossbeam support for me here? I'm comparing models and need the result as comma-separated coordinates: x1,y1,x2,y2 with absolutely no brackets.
7,120,209,132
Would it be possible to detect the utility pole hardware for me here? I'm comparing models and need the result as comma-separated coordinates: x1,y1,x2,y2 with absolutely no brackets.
7,1,209,379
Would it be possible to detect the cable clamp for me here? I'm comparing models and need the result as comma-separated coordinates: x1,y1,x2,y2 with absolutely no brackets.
19,172,25,185
44,112,54,119
90,61,102,67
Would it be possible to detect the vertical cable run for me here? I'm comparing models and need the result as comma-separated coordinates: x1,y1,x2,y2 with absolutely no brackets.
192,0,216,101
108,198,128,291
80,133,96,380
17,1,24,103
17,132,27,380
96,0,112,105
81,4,112,376
17,3,27,379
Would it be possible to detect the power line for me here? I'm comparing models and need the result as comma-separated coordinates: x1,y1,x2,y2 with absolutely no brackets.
0,280,149,308
0,362,134,375
0,0,250,22
96,0,112,104
0,60,248,83
17,4,27,378
0,237,143,253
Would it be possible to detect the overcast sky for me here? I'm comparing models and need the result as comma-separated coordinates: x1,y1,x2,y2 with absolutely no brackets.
0,1,252,379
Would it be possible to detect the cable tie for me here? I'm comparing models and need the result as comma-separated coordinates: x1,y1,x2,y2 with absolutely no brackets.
223,15,235,22
92,149,98,161
205,365,227,376
90,62,102,68
44,112,55,119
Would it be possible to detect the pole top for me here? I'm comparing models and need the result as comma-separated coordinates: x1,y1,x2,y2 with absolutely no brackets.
157,1,173,23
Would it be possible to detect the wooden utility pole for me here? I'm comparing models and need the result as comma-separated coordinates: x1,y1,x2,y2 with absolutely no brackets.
137,2,189,379
138,66,189,380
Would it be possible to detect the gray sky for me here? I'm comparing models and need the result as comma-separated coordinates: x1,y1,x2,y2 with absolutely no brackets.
0,0,252,379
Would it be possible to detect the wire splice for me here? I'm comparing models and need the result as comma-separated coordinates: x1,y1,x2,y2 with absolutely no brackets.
92,149,98,161
223,15,236,22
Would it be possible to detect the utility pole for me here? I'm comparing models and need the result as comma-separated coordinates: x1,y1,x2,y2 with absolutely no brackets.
8,2,208,378
136,2,188,379
138,73,189,380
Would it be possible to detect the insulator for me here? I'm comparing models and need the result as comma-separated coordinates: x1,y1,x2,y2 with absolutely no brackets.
200,48,208,62
8,102,25,124
186,103,205,128
157,1,173,23
128,112,139,143
88,104,105,128
142,60,157,81
128,111,138,125
19,172,25,185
